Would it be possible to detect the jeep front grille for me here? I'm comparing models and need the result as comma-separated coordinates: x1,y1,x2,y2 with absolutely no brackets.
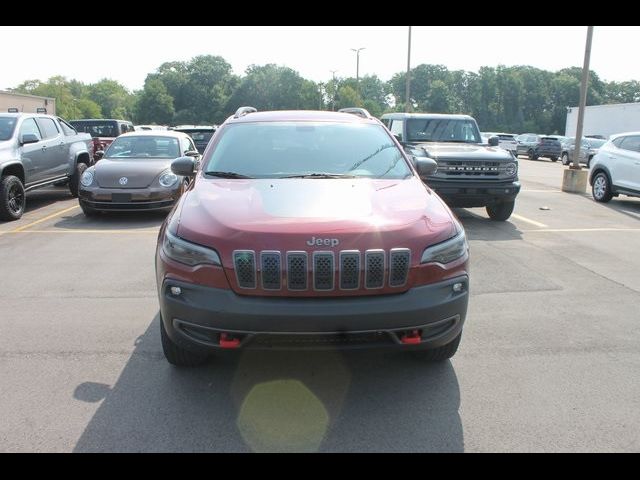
232,248,411,291
233,250,256,289
287,252,308,291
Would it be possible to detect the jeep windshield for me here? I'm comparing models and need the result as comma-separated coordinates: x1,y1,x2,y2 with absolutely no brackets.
204,122,411,179
0,117,17,141
70,121,118,138
406,118,481,143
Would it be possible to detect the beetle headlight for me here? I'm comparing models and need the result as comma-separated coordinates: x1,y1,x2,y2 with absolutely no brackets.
80,169,94,187
421,230,468,264
159,170,179,188
162,230,221,266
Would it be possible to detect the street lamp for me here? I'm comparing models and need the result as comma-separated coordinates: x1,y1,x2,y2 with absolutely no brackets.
351,47,365,92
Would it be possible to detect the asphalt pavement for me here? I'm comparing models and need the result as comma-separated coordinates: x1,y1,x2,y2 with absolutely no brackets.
1,158,639,452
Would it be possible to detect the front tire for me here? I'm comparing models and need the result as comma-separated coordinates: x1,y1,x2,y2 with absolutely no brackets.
550,156,558,162
486,200,515,221
592,172,613,203
69,163,87,198
160,316,209,367
528,149,538,160
0,175,26,221
414,333,461,361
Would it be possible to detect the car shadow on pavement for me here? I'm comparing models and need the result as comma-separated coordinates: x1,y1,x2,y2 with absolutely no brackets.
454,208,523,242
23,186,74,215
598,197,640,222
52,210,167,231
73,314,464,452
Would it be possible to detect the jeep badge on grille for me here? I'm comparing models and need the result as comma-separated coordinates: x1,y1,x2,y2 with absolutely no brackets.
306,237,340,247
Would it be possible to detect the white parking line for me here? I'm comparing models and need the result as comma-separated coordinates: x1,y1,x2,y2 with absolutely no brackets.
511,214,548,228
523,227,640,233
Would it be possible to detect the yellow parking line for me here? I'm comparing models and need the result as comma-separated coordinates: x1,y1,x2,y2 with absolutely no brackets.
10,205,79,232
511,214,548,228
5,229,159,234
523,227,640,233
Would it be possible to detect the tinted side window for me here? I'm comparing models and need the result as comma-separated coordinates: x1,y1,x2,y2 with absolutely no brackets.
19,118,42,141
612,137,625,148
58,118,77,136
37,118,60,139
619,135,640,153
390,120,403,141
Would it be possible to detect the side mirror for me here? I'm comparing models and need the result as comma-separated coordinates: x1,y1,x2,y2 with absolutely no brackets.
184,150,200,158
414,157,438,177
488,136,499,147
20,133,39,145
94,150,104,160
171,156,197,177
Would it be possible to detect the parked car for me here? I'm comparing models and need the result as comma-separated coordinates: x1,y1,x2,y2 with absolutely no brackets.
0,113,93,220
171,125,217,154
381,112,520,221
589,132,640,202
561,137,607,167
482,132,518,155
70,119,135,160
156,107,469,366
78,131,198,216
516,134,562,161
135,125,169,131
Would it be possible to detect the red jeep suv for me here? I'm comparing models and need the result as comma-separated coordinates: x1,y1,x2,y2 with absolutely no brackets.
155,107,469,366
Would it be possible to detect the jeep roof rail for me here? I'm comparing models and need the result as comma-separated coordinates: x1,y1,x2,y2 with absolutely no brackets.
234,106,257,119
338,107,373,119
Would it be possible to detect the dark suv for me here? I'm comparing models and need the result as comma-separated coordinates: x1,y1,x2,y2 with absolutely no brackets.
171,125,217,154
381,112,520,221
515,134,562,161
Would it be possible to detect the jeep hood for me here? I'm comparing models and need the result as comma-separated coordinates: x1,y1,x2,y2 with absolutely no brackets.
410,142,513,161
177,177,456,256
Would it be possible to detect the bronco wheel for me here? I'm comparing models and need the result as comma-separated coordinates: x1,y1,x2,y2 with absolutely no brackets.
160,316,209,367
486,200,515,221
592,172,613,203
561,153,570,165
0,175,26,221
528,149,538,160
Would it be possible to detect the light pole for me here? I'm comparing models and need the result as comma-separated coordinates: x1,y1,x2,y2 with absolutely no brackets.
330,70,338,111
351,47,365,93
405,26,412,112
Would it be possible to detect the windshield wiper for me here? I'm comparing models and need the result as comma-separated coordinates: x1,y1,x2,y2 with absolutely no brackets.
204,171,253,179
281,173,357,179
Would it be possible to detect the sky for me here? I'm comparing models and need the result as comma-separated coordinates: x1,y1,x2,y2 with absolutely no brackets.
1,26,638,91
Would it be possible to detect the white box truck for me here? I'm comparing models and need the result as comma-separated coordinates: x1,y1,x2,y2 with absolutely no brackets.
565,102,640,139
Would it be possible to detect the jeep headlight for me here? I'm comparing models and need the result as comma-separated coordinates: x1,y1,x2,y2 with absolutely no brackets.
504,162,517,177
159,170,178,188
421,230,468,264
162,230,221,266
80,169,94,187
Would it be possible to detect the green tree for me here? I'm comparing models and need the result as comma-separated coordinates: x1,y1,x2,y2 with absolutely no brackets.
334,85,361,110
88,79,135,119
135,78,175,124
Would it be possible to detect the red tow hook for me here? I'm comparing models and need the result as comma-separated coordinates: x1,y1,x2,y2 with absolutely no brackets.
219,333,241,349
400,330,422,345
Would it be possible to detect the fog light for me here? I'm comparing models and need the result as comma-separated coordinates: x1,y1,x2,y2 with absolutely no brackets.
452,282,464,293
170,286,182,296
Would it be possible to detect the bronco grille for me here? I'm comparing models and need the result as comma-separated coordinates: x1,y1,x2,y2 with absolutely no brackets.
232,248,411,291
437,161,502,176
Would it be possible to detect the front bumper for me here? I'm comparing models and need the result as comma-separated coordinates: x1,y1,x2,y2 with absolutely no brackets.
159,276,469,351
79,186,180,211
426,179,521,208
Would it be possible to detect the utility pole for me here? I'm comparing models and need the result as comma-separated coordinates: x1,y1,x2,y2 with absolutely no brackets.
330,70,338,111
561,26,593,193
405,26,412,113
572,26,594,170
351,47,365,94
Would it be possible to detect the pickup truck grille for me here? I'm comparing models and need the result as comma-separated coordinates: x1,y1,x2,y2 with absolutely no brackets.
232,248,411,292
